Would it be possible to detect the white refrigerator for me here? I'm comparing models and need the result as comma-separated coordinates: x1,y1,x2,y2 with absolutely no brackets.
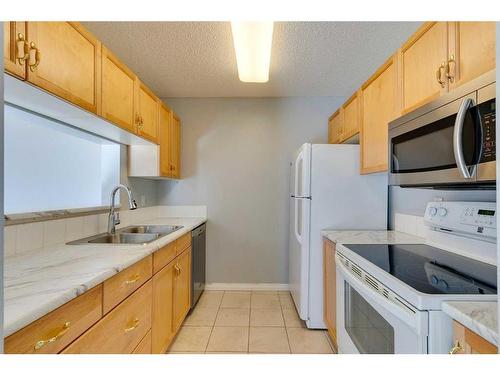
289,143,387,329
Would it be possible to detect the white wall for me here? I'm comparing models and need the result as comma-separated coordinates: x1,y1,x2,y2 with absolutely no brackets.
158,97,344,284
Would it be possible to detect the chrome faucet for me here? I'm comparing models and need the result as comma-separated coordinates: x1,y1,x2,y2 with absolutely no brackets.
107,184,138,234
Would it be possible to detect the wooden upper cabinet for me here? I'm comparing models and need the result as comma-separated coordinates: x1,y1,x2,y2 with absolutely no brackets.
101,46,138,133
360,55,398,174
4,22,27,79
137,82,159,143
159,104,173,177
328,110,343,144
342,91,360,141
173,248,191,332
323,239,337,350
170,113,181,178
448,22,496,90
400,22,448,113
152,260,175,354
26,22,101,114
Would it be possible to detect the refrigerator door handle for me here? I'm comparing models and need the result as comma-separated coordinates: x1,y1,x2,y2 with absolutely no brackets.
294,199,302,244
294,150,303,197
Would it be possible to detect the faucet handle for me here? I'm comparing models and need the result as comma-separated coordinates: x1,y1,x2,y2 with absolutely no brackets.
114,212,120,225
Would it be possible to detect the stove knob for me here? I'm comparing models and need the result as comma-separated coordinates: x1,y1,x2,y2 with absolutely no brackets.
438,208,448,217
431,275,439,285
438,279,449,290
429,207,437,216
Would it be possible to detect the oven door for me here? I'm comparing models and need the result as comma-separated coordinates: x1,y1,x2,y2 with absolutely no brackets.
389,92,483,187
336,258,428,354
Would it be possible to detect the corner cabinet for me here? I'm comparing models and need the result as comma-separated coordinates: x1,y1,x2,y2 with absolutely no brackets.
25,22,102,114
360,55,398,174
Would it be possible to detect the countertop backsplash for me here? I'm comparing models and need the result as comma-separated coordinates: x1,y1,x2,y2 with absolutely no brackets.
3,205,207,258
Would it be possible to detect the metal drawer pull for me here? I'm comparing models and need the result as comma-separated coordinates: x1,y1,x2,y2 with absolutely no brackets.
125,274,140,285
34,322,71,350
449,340,464,354
124,318,139,333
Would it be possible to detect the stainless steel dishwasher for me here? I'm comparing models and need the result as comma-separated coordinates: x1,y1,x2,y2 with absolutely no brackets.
191,223,206,308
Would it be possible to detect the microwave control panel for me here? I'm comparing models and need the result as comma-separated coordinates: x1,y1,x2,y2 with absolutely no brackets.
424,201,496,239
478,98,496,162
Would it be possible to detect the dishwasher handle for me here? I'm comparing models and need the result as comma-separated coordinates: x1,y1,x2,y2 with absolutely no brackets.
192,223,206,237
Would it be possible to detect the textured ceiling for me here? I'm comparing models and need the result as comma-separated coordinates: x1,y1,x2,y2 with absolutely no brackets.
83,21,421,98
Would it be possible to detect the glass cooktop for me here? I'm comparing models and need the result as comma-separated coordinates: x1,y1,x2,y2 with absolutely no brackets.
342,244,497,295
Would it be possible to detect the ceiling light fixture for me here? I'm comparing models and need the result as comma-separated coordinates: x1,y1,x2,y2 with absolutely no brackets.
230,21,274,83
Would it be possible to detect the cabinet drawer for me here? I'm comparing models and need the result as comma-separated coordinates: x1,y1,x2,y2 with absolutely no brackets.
153,242,176,274
63,280,152,354
5,285,102,354
133,330,152,354
176,233,191,254
103,255,152,314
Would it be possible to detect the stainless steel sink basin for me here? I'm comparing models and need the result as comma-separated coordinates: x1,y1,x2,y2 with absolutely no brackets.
67,225,183,245
120,225,183,236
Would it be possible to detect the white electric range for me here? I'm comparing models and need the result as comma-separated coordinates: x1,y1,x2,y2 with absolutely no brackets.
336,201,497,354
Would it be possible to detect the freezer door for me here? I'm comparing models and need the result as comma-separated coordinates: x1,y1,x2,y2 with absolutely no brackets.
288,196,311,320
291,143,311,198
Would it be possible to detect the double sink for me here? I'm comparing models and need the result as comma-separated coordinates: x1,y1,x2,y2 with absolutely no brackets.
68,225,183,245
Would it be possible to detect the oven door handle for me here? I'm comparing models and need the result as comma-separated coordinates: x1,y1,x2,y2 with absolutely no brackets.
453,97,476,179
336,255,425,335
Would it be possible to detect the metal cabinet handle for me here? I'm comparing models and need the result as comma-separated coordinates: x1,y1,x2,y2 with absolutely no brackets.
125,274,140,285
175,264,181,275
446,54,456,83
453,97,476,179
124,318,139,333
34,322,71,350
16,33,29,65
28,41,41,72
449,340,464,354
436,61,446,88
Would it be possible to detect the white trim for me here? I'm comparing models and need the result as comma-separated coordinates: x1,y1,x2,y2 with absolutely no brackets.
205,283,289,291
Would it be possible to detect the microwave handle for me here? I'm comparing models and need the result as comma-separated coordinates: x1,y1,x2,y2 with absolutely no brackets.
453,98,475,179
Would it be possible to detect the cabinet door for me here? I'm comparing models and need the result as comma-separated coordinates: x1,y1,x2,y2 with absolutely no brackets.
400,22,448,113
323,239,337,350
170,113,181,178
137,82,159,143
101,46,138,133
448,22,496,90
328,110,342,144
360,55,398,174
341,91,360,141
26,22,101,114
173,248,191,332
159,104,173,177
4,21,27,79
152,261,175,354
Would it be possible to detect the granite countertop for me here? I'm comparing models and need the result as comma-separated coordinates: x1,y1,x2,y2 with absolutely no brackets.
3,216,206,337
321,230,423,245
442,301,498,347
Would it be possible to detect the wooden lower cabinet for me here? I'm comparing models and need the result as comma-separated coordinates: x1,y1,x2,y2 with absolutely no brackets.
4,285,103,354
323,239,337,350
152,260,176,353
451,320,497,354
173,248,192,332
63,280,152,354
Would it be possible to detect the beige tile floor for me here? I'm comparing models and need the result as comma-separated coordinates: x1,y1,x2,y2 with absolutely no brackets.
168,290,335,354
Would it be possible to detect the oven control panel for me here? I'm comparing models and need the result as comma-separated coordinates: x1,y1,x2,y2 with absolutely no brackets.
424,201,496,240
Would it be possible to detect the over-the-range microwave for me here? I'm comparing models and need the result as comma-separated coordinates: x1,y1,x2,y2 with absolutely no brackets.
388,70,496,189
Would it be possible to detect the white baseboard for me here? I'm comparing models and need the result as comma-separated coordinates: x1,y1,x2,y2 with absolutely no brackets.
205,283,289,291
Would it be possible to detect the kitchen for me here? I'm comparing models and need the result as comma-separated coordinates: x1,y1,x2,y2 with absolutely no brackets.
0,3,499,371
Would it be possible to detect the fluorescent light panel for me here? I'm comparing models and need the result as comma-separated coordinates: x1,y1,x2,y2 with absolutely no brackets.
231,21,274,83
